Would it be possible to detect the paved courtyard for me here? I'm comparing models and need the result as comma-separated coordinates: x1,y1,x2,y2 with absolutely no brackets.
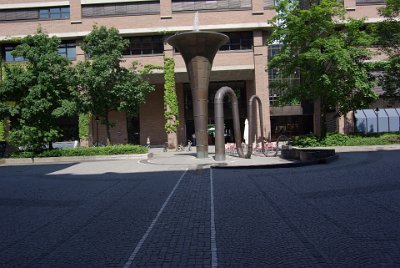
1,149,400,267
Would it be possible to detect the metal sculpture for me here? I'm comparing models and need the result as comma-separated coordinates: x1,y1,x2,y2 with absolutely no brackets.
245,95,265,159
214,86,245,161
167,31,229,158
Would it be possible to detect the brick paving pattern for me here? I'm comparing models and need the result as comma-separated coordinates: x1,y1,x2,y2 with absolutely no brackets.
0,150,400,267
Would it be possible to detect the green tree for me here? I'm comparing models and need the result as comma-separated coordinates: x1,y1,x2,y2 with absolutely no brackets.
76,25,154,145
164,57,179,148
374,0,400,100
0,29,77,152
269,0,376,137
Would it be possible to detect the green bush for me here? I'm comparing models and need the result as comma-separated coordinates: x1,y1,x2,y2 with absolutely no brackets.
291,132,400,147
322,133,350,146
0,120,5,141
291,134,321,147
11,144,148,158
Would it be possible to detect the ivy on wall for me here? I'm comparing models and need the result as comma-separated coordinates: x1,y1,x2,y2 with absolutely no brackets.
79,113,90,140
163,58,179,134
0,120,5,141
0,59,5,141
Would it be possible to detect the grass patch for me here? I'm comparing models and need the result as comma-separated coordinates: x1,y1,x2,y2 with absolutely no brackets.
11,144,148,158
291,132,400,147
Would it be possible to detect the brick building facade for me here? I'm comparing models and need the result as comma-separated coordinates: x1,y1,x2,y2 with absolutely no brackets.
0,0,388,146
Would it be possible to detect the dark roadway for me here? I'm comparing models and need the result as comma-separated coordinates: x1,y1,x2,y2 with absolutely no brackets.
1,150,400,267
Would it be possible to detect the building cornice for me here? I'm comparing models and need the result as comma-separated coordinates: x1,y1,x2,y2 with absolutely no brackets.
0,1,69,10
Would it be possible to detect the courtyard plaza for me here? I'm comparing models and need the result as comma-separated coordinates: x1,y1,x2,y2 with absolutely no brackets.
0,145,400,267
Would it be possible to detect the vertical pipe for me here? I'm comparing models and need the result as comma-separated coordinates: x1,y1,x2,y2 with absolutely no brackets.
214,86,244,161
245,95,264,159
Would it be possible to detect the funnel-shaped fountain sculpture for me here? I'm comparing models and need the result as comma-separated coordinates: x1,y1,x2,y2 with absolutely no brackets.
167,31,228,158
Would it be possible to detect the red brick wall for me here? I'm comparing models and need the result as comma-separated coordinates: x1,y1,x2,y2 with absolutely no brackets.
140,84,166,146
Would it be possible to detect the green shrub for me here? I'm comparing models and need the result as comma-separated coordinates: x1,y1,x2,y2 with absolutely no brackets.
79,113,90,140
292,132,400,147
291,134,321,147
0,120,5,141
11,144,148,158
322,133,350,146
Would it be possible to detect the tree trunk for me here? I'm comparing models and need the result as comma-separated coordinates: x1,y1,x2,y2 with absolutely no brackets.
320,112,327,138
105,112,112,145
320,99,328,138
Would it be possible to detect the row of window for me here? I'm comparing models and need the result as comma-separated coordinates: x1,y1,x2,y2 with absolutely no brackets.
123,32,254,56
268,44,300,103
0,6,69,22
2,42,76,62
82,2,160,17
0,0,384,22
2,32,254,62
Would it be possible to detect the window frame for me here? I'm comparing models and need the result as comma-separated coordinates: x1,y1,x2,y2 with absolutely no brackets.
38,6,70,20
123,36,164,56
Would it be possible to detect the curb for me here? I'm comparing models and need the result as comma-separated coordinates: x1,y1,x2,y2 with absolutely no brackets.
211,154,339,169
0,153,149,165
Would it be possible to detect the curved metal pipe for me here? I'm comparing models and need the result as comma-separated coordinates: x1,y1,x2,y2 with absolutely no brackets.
245,95,265,159
214,86,245,161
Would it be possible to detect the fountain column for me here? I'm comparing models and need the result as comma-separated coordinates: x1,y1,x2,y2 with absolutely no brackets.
167,31,228,158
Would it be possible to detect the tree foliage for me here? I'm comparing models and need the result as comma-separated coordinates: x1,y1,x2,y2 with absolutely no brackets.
76,25,154,145
269,0,376,136
374,0,400,100
0,119,5,141
79,113,90,140
163,57,179,134
0,29,77,151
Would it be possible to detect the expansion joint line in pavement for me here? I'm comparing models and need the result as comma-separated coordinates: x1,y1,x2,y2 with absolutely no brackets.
210,168,218,268
122,168,189,268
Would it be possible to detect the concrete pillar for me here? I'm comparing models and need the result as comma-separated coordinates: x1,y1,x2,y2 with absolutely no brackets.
176,83,186,144
313,99,321,135
252,0,264,15
75,40,85,62
70,0,82,23
337,111,355,134
343,0,356,11
253,30,271,140
160,0,172,19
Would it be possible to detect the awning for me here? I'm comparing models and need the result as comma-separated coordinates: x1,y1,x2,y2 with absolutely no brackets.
354,108,400,133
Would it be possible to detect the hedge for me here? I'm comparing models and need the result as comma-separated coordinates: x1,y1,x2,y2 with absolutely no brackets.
291,132,400,147
11,144,148,158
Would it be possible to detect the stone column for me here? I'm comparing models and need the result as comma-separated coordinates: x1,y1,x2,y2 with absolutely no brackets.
70,0,82,23
252,0,264,15
253,30,271,140
160,0,172,19
343,0,356,11
313,99,321,135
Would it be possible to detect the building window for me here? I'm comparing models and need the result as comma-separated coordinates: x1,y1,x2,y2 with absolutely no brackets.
3,45,25,62
82,2,160,17
356,0,385,5
220,32,253,51
123,36,164,56
2,42,76,62
58,42,76,60
39,7,70,20
172,0,251,12
268,44,300,103
0,8,38,21
0,6,69,21
263,0,275,8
